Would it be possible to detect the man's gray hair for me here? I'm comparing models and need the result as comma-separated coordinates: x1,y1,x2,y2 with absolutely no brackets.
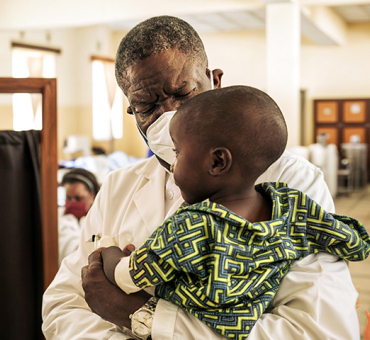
115,15,208,87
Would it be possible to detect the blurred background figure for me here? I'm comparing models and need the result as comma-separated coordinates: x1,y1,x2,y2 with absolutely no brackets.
365,311,370,340
58,168,100,264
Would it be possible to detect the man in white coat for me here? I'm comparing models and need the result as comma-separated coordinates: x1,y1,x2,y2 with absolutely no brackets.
42,16,360,340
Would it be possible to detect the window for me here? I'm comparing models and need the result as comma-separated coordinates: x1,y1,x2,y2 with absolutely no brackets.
92,57,123,141
12,44,57,131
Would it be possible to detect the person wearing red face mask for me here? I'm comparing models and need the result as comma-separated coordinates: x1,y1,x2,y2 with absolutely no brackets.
58,168,100,264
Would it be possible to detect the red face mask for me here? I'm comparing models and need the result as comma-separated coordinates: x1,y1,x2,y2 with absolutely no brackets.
65,201,88,219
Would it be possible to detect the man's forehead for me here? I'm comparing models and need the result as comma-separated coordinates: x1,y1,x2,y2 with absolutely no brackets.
126,77,193,104
121,50,203,94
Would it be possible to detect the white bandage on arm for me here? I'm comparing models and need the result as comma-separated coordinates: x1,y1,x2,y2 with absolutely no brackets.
114,256,141,294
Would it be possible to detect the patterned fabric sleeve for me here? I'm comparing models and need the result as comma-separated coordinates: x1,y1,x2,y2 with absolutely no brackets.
128,184,370,339
270,184,370,262
306,213,370,261
129,215,184,288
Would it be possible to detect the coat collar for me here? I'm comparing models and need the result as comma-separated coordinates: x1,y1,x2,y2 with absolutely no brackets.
135,155,167,180
132,156,171,233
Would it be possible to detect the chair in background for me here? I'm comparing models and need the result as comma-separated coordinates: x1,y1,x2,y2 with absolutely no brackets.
341,142,368,191
308,143,338,198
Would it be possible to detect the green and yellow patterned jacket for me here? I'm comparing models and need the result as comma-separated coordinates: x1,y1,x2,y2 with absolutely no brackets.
129,182,370,339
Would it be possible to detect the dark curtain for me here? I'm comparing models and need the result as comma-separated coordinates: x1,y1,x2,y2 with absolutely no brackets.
0,130,43,340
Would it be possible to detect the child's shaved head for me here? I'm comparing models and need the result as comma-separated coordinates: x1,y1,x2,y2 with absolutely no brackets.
173,85,288,181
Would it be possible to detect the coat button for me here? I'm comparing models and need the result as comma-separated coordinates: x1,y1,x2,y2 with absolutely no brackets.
167,190,174,200
121,232,133,244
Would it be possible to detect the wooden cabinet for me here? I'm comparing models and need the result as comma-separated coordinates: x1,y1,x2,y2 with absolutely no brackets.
314,98,370,182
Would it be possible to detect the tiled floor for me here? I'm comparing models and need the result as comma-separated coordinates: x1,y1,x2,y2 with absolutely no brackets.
334,186,370,337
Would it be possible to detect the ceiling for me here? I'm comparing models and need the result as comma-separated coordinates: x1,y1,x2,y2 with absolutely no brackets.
110,9,266,33
333,4,370,22
110,4,370,34
1,0,370,46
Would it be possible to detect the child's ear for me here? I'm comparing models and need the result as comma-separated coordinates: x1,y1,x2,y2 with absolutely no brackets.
209,147,232,176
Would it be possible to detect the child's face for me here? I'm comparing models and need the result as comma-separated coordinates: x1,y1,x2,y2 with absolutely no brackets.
169,116,212,205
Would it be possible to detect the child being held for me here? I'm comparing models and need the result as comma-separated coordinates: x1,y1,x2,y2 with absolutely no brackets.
101,86,370,339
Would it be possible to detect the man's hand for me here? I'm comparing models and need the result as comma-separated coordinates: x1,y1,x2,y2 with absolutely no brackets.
81,247,150,329
101,246,126,285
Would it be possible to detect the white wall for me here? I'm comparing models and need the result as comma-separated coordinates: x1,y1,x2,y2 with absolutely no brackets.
1,22,369,152
0,26,136,158
201,25,370,103
202,29,267,91
301,22,370,144
201,23,370,145
301,23,370,97
0,28,75,106
0,26,116,106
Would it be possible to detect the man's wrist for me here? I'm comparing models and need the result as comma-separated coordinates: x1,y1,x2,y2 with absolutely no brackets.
129,297,159,340
118,290,152,329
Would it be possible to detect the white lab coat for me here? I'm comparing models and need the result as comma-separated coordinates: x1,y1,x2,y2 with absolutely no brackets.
42,150,360,340
58,207,86,265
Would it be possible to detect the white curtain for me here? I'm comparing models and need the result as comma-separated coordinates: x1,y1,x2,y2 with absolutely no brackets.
92,59,123,142
12,48,56,131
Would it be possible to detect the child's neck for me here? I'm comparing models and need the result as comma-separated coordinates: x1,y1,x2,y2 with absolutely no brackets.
212,188,272,223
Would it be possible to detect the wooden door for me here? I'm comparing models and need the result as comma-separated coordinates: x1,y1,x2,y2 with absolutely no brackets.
0,77,58,289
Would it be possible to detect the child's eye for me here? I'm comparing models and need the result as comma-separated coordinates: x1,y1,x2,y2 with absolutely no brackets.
172,148,178,156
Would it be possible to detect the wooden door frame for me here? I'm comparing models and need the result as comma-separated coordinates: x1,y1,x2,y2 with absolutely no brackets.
0,77,58,290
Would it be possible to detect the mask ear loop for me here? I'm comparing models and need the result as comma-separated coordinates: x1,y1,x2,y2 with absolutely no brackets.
133,113,149,145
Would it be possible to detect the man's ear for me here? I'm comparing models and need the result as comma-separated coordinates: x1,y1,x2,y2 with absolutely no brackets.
209,147,232,176
212,69,223,89
126,106,134,115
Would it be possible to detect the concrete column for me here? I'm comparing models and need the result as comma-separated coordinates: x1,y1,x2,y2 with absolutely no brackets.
266,0,301,147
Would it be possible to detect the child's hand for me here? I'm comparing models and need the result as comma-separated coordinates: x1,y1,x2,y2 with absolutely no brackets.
364,311,370,340
122,243,136,256
101,246,125,286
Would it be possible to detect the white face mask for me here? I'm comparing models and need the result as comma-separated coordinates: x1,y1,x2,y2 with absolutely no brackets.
146,110,177,166
135,72,214,166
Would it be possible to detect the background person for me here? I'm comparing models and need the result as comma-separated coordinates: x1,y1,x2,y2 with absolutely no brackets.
43,16,359,340
58,168,100,264
365,311,370,340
